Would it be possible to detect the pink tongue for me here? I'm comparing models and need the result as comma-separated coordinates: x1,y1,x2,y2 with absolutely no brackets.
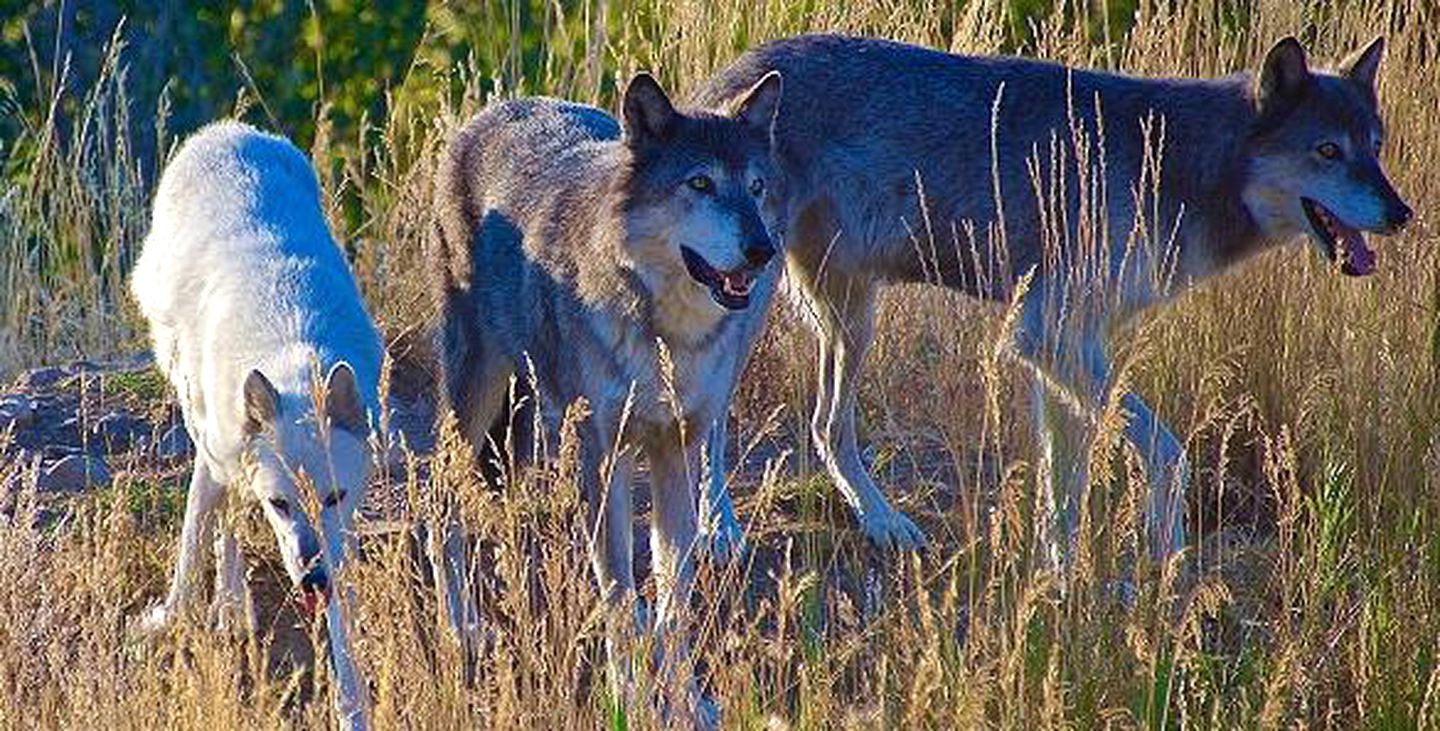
298,589,327,616
1340,228,1376,276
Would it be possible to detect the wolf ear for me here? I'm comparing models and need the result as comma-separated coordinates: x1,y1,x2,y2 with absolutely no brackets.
733,71,783,138
623,72,676,148
1342,36,1385,91
243,370,280,436
324,362,367,435
1257,37,1312,116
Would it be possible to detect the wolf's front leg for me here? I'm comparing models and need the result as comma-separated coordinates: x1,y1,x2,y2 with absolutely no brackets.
1074,333,1189,562
322,500,369,730
210,521,254,634
1029,374,1088,576
648,440,716,729
585,439,640,711
1018,296,1188,565
1118,391,1188,560
141,459,224,632
698,419,745,562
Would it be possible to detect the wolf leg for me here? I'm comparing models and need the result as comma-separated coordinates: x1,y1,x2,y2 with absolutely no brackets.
1021,301,1188,564
320,489,369,730
325,592,368,731
1018,301,1189,564
141,459,224,632
1071,332,1188,561
210,519,254,635
1030,375,1074,577
808,274,926,549
435,335,511,650
698,418,745,561
586,437,640,712
1117,390,1188,560
648,439,714,729
698,266,778,563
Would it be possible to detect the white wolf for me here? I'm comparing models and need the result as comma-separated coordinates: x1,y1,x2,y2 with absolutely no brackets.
131,121,381,729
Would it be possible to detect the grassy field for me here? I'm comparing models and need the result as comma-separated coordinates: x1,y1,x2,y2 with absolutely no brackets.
4,0,1440,728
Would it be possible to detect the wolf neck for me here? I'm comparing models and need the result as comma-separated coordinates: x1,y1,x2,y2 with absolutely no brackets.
605,250,729,350
1120,72,1279,285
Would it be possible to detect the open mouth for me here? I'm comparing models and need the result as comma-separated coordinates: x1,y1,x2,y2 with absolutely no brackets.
297,587,329,617
1301,197,1376,277
680,246,761,310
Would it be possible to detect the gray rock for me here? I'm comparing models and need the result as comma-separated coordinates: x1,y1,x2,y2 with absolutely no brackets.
37,454,111,493
0,396,36,433
91,410,149,452
16,367,68,392
155,424,193,460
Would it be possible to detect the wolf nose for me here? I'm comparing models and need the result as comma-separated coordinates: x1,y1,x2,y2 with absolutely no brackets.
744,239,776,267
1390,201,1414,232
300,566,330,598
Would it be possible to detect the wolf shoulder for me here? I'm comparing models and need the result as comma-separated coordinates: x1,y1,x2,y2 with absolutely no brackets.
146,121,332,256
135,121,377,367
436,98,626,296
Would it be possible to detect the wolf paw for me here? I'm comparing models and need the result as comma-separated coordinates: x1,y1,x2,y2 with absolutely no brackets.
135,603,175,635
857,506,927,550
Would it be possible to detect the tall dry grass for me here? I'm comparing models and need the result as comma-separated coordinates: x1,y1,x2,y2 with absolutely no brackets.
3,0,1440,728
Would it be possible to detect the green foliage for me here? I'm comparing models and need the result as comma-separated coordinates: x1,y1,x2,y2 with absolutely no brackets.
104,367,167,402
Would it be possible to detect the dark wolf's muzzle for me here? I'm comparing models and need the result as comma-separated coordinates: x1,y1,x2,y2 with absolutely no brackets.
1385,198,1414,234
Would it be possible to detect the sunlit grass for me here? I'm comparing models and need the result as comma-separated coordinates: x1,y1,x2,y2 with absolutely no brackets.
2,0,1439,728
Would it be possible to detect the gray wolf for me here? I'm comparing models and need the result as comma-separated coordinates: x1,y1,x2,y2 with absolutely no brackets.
430,71,782,725
131,121,382,729
694,34,1411,561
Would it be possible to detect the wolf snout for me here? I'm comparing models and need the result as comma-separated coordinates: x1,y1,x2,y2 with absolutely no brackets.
744,238,777,268
1386,199,1414,233
298,565,331,614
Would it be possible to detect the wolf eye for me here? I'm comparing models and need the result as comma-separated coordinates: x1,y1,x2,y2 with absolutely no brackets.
686,175,714,194
749,178,765,197
268,497,291,516
1316,142,1343,160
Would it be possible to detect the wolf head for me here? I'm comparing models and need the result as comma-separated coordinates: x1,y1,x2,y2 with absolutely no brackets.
240,363,371,614
618,70,783,311
1242,36,1413,276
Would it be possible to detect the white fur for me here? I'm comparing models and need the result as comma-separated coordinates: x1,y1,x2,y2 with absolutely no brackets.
131,120,380,730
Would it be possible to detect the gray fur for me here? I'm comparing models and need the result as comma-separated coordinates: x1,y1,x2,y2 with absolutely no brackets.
431,72,782,723
692,34,1411,558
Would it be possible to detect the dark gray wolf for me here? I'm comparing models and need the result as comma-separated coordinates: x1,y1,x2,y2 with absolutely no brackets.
431,71,783,725
132,120,381,729
694,34,1411,561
